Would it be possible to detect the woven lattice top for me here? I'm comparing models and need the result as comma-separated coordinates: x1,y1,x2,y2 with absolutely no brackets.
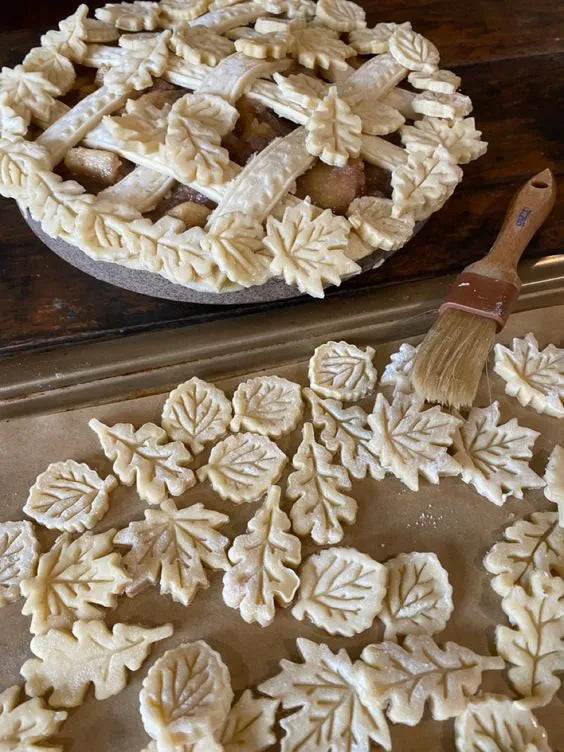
0,0,487,298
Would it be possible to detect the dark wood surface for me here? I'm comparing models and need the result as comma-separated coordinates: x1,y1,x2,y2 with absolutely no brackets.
1,1,563,357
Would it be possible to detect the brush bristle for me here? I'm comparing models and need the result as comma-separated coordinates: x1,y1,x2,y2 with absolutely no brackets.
412,309,497,409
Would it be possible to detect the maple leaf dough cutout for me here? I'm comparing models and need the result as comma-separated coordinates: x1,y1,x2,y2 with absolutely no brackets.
452,401,544,506
197,432,286,503
104,96,171,155
23,46,76,96
400,116,487,165
290,27,355,71
379,551,453,640
259,637,391,752
347,197,415,251
388,27,440,73
161,377,232,454
223,485,300,626
304,388,385,480
161,0,210,22
114,499,229,606
380,343,418,396
545,445,564,526
412,91,473,120
483,510,564,597
233,29,291,60
305,87,362,167
349,21,412,54
0,66,60,127
315,0,365,32
170,24,234,65
140,640,233,749
230,375,303,437
220,689,278,752
203,212,271,288
264,199,357,299
0,520,39,608
368,393,461,492
408,69,461,94
309,340,377,401
272,71,327,109
89,419,195,505
21,619,172,708
287,422,357,545
292,547,387,637
20,529,130,635
96,1,161,31
357,635,504,726
105,31,171,94
24,459,117,533
0,685,67,751
494,333,564,418
40,4,89,62
496,572,564,709
454,694,551,752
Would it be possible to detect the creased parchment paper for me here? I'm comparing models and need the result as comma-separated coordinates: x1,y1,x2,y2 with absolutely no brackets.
0,306,562,752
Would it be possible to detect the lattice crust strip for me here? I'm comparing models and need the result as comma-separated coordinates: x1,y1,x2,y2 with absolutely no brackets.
0,0,486,297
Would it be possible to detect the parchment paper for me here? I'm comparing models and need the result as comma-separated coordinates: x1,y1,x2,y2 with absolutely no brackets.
0,306,562,752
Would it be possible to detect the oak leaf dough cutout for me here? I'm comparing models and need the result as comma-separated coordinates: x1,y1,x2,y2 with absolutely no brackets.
454,694,551,752
89,419,195,505
140,640,233,750
0,520,39,607
230,375,303,437
21,619,172,708
0,685,67,752
483,510,564,597
223,485,300,626
197,432,286,503
357,635,504,726
496,572,564,709
292,547,387,637
400,116,487,164
287,422,357,545
20,529,129,635
452,401,544,506
368,392,461,491
494,333,564,418
544,445,564,526
379,551,453,640
259,637,392,752
309,340,377,401
304,388,385,481
24,459,117,533
114,499,230,606
161,377,232,454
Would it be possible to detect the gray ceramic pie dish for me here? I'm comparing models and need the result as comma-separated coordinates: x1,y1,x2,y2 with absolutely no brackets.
22,208,421,305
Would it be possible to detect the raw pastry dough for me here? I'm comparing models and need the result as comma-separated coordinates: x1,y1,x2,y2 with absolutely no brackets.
349,22,412,55
230,375,303,437
197,432,286,503
259,637,391,752
347,196,415,251
379,342,418,395
494,333,564,418
412,91,473,119
304,387,385,480
358,635,504,725
368,393,461,491
96,2,161,31
20,529,129,635
24,459,117,532
114,499,230,606
202,212,271,287
222,485,300,626
408,69,460,93
454,694,551,752
292,547,386,637
140,640,233,749
220,689,278,752
388,27,440,73
308,340,377,401
0,520,39,607
315,0,366,32
545,445,564,525
0,685,67,751
305,87,362,167
22,619,172,707
161,377,232,454
452,401,544,506
379,551,453,640
290,26,355,70
483,510,564,597
170,24,234,65
287,422,357,545
400,116,487,164
496,572,564,709
89,419,195,505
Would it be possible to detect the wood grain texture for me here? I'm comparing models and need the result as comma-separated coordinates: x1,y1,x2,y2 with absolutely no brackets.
0,1,563,356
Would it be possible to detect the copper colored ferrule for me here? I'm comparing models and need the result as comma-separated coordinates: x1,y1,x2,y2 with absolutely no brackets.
439,271,520,330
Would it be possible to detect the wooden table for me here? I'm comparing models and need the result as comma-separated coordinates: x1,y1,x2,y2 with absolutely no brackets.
1,0,563,358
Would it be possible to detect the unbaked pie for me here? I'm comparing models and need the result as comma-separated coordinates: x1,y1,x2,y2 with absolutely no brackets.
0,0,487,297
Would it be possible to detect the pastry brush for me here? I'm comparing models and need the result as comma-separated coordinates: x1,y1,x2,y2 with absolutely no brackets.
412,168,556,408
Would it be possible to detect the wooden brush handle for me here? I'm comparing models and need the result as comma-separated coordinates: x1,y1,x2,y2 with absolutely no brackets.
468,168,557,287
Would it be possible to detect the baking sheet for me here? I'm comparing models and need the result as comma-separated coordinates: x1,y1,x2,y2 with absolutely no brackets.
0,306,563,752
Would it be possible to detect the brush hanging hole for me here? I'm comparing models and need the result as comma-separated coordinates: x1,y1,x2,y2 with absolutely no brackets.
531,180,548,188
